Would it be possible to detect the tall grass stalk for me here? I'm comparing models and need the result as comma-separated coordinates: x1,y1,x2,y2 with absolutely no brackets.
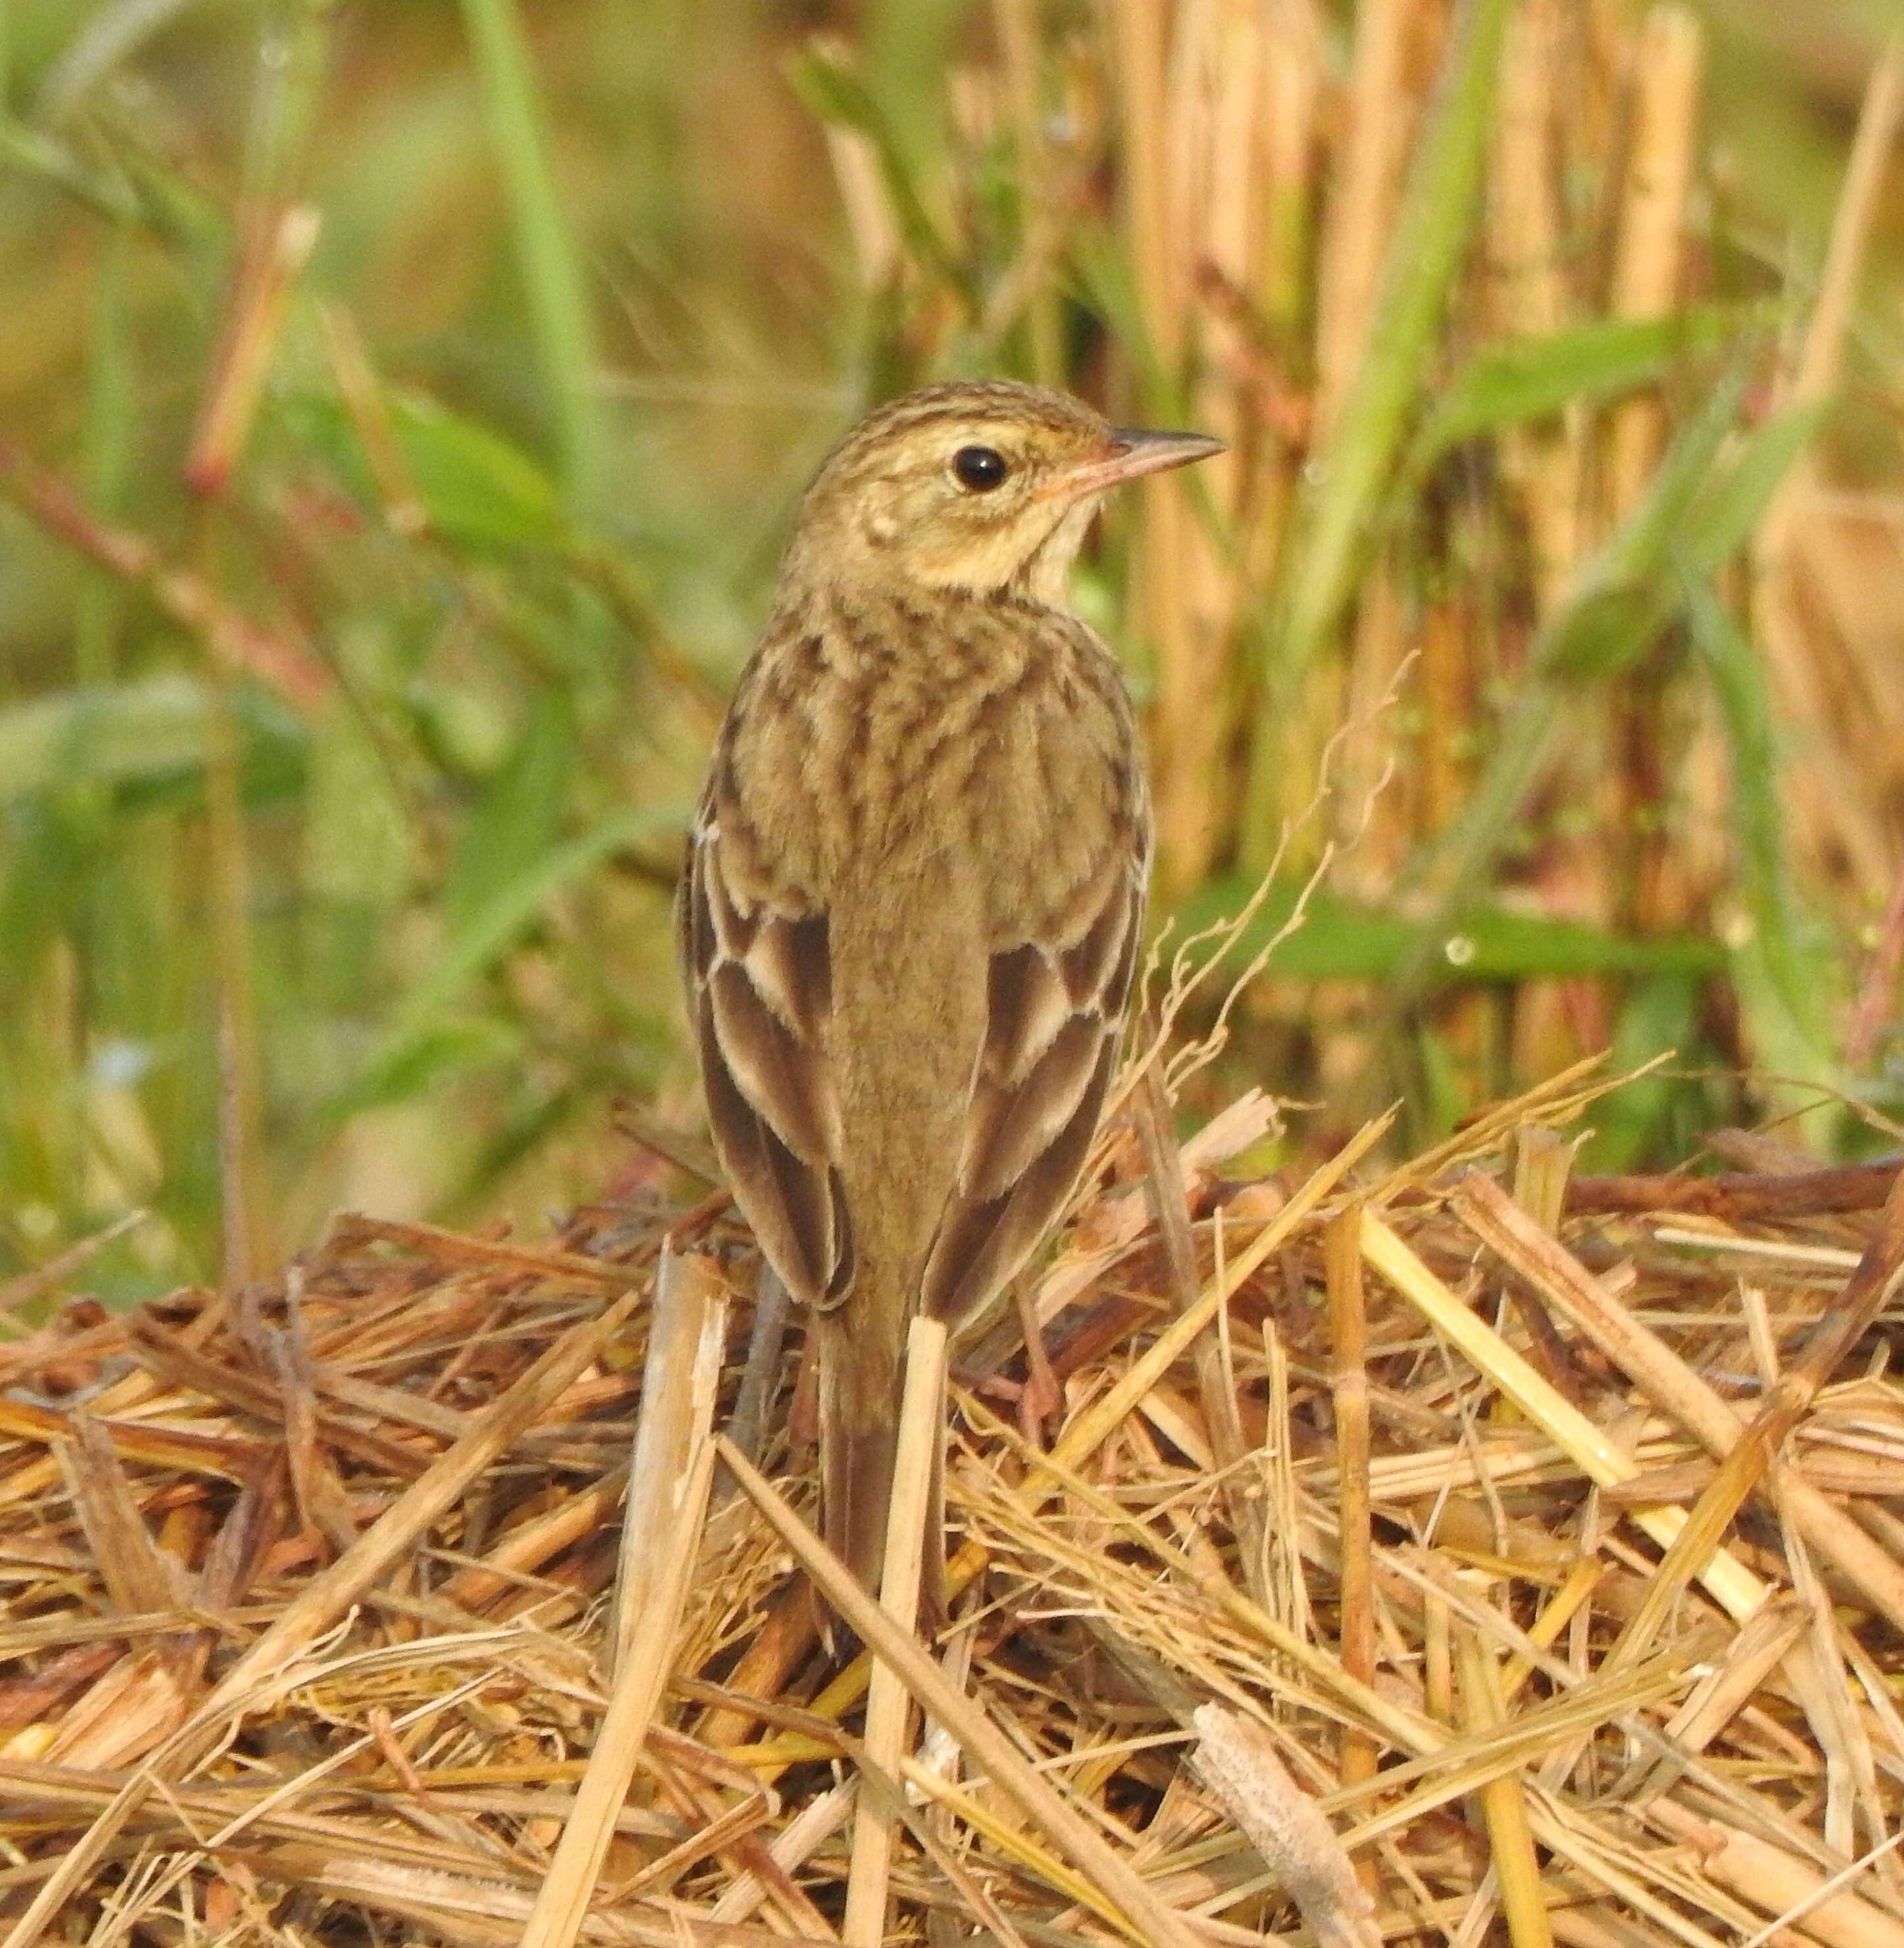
1685,579,1835,1114
1237,0,1512,869
458,0,603,515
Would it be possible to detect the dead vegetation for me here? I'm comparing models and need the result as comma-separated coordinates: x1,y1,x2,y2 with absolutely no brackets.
2,1052,1903,1946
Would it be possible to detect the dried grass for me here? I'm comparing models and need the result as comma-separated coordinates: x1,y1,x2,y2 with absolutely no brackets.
3,1066,1904,1946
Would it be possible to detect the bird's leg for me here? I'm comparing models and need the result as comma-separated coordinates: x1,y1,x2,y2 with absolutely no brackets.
717,1264,790,1502
786,1315,820,1461
1013,1273,1062,1438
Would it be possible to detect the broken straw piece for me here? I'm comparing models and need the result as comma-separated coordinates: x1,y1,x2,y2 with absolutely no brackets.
1191,1703,1381,1948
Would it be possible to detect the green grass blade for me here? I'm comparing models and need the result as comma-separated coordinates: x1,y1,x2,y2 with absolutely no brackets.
1682,396,1833,576
1174,875,1722,984
440,692,576,933
1403,357,1754,927
786,41,968,300
289,384,567,551
1406,304,1758,479
862,0,962,188
75,225,134,685
1370,350,1824,1038
34,0,203,122
1685,578,1838,1111
0,116,143,222
334,802,687,1116
1576,355,1753,594
457,0,603,514
0,677,305,802
1238,0,1513,867
1586,976,1703,1171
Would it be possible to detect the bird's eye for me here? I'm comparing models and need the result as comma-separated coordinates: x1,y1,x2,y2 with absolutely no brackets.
952,444,1009,492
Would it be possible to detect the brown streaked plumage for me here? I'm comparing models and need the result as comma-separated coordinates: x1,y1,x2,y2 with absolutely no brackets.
679,379,1222,1592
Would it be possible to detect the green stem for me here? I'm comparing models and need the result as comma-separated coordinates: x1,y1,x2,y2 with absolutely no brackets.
1238,0,1512,868
459,0,603,516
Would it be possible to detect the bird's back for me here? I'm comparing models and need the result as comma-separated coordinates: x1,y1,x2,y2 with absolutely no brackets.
679,375,1206,1593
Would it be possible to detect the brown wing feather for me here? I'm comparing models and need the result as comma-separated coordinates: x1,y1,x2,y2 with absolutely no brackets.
680,820,851,1308
919,852,1143,1326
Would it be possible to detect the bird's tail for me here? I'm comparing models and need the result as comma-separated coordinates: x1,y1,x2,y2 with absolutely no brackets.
817,1296,937,1600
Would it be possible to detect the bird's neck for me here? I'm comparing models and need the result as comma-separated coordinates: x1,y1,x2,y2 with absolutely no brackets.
787,573,1066,642
761,580,1089,705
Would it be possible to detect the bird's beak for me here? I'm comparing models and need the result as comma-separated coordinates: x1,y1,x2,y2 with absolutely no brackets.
1039,427,1226,501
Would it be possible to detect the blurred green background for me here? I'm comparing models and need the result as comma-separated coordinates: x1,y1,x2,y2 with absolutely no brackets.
1,0,1901,1302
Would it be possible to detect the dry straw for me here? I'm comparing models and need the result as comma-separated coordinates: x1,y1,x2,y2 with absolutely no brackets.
1,1051,1903,1943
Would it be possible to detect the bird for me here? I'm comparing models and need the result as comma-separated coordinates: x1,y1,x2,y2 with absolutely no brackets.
678,378,1222,1594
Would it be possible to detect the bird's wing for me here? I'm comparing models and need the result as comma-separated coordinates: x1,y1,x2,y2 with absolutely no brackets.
919,840,1145,1325
679,807,854,1310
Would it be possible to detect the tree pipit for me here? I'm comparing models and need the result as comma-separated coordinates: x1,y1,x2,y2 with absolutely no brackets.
680,379,1221,1593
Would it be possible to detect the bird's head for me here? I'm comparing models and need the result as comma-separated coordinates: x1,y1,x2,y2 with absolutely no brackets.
785,379,1222,606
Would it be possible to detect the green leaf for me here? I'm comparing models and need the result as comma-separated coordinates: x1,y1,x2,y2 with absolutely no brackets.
862,0,963,185
1409,305,1755,473
440,690,577,933
1535,579,1677,687
301,700,413,911
785,41,968,299
1453,906,1722,981
334,802,688,1115
1364,357,1828,1069
288,388,566,552
1682,396,1832,576
76,226,136,686
1175,876,1722,985
1068,223,1150,379
0,118,140,223
388,392,567,551
340,1017,524,1110
0,677,305,803
1575,355,1754,596
1414,1022,1469,1144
